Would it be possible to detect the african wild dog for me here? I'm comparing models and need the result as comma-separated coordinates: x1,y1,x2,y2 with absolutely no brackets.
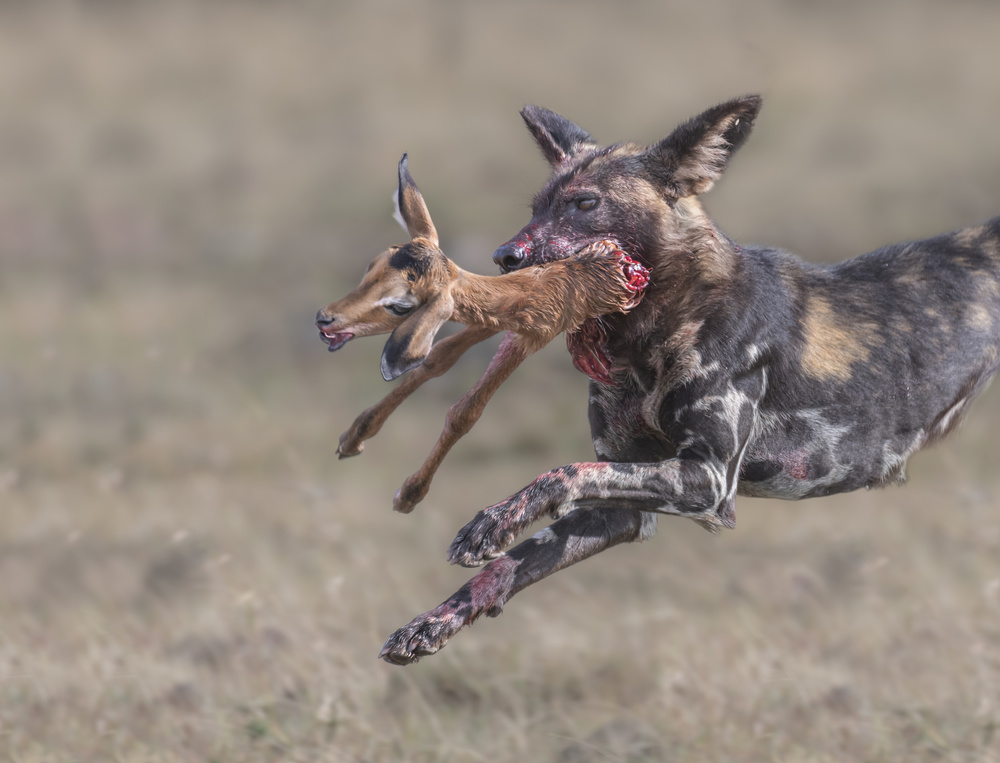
318,154,648,513
379,94,1000,665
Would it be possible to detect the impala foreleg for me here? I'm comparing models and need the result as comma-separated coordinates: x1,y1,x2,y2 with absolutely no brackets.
337,326,497,458
393,333,530,512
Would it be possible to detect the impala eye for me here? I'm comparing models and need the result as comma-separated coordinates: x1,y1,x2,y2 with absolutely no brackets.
576,197,599,211
386,303,414,316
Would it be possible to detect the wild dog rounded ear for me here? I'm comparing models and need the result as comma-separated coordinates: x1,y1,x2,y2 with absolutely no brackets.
643,94,763,198
520,105,597,167
394,153,439,246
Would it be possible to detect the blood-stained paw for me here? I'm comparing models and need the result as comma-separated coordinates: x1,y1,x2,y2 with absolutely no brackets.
381,556,518,663
448,505,522,567
448,474,568,566
378,614,458,665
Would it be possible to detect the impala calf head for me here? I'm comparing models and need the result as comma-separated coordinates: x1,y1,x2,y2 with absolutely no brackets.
317,154,460,380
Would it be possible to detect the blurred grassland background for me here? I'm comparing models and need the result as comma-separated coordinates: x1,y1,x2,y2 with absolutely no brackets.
3,0,1000,760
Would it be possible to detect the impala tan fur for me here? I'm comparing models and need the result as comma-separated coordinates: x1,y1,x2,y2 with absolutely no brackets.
316,155,648,513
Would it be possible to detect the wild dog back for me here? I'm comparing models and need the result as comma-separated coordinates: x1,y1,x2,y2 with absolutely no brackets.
736,217,1000,499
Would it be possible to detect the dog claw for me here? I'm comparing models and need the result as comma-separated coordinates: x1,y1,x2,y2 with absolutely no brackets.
378,615,456,665
448,509,517,567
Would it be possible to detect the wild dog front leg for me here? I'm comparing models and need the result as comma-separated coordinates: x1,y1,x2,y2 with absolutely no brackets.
448,459,726,566
393,334,530,513
449,372,765,565
338,326,497,458
379,506,652,665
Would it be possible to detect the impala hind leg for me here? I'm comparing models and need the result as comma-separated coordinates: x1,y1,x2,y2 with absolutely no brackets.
337,326,496,458
393,334,529,513
379,507,655,664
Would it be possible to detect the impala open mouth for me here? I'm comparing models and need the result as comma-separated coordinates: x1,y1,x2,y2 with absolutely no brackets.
320,330,354,352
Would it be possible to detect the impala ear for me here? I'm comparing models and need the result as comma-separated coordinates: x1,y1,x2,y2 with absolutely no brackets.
393,153,439,246
643,95,762,197
380,292,454,380
520,105,597,166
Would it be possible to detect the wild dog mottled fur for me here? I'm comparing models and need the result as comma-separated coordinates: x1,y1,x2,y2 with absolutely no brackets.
317,155,647,513
380,95,1000,664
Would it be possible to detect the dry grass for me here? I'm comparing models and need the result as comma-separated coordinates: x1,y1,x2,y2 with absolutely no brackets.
3,1,1000,760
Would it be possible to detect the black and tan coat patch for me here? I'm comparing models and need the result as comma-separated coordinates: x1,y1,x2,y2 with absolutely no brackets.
379,96,1000,665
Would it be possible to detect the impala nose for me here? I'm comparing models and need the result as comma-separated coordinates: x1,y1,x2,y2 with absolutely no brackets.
492,242,526,273
316,308,334,327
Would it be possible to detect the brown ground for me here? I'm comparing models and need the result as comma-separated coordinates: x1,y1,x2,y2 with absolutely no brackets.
3,2,1000,760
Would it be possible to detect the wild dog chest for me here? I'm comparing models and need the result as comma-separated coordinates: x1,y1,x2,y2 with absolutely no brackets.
587,380,676,463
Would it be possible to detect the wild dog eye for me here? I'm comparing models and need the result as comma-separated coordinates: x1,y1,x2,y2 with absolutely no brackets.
386,303,414,316
575,197,599,211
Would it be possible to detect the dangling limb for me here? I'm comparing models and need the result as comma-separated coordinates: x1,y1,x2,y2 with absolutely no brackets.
379,506,655,664
393,334,530,513
337,326,498,458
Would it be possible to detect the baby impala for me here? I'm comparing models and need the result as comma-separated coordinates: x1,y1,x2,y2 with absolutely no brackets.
316,154,649,513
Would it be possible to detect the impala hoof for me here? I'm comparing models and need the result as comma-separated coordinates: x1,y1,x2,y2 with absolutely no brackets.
337,433,365,459
393,476,428,513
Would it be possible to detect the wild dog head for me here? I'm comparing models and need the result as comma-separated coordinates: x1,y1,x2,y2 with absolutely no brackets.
492,96,763,273
316,154,460,381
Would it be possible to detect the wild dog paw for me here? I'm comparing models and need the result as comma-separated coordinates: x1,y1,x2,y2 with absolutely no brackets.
378,614,456,665
448,507,519,567
393,475,429,514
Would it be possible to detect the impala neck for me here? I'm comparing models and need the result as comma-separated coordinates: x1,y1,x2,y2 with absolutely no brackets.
448,268,527,331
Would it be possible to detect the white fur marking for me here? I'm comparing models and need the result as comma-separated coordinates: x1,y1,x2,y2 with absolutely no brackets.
392,189,408,234
638,511,659,541
532,526,558,544
935,398,968,435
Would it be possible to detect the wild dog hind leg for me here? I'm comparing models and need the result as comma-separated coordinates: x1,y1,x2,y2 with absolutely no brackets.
379,506,654,665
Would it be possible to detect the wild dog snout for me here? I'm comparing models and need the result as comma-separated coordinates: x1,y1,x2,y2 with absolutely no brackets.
493,238,530,272
494,221,597,271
